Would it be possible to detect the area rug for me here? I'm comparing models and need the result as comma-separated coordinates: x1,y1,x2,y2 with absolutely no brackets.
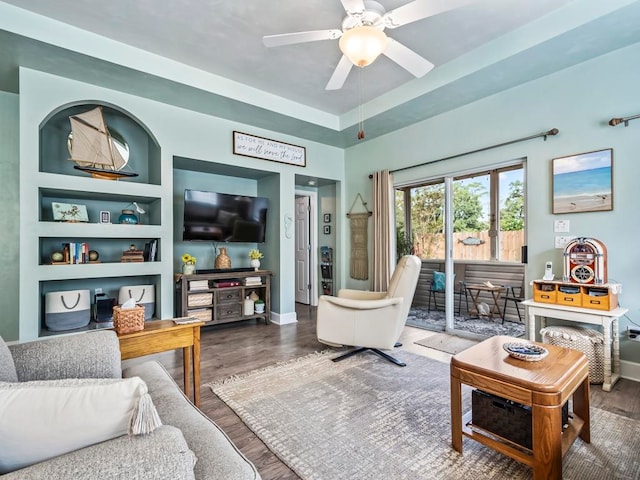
415,332,479,355
207,350,640,480
407,307,526,338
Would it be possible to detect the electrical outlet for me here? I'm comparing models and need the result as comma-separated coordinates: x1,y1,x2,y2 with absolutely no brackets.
95,288,103,295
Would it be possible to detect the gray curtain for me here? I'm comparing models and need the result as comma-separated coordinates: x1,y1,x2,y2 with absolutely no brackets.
372,170,394,291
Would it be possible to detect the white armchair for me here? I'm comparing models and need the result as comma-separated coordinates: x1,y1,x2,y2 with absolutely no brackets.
316,255,421,366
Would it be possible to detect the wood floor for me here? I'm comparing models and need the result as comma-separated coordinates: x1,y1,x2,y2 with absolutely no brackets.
140,304,640,480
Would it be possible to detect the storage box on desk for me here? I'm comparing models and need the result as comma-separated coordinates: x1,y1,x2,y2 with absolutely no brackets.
541,326,605,384
44,289,90,331
118,285,155,320
557,285,582,307
113,305,145,334
582,286,618,311
533,281,557,304
188,293,213,308
472,390,569,449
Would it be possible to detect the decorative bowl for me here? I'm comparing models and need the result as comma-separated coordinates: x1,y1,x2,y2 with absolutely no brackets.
503,342,549,362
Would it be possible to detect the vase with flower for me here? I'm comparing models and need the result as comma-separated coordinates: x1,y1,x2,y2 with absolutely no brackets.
248,249,264,270
181,253,197,274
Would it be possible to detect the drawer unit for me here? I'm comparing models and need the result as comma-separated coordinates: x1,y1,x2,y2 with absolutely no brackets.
582,287,617,311
533,282,556,304
215,288,242,305
215,303,243,321
557,285,581,307
531,281,620,311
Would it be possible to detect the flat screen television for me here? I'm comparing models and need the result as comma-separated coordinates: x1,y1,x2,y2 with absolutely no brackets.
183,189,268,243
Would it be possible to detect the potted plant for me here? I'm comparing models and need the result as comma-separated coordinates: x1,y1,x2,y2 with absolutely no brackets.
254,298,265,314
181,253,197,274
248,249,264,270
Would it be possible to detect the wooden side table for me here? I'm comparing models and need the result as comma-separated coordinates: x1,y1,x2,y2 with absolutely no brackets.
450,335,590,480
465,284,506,319
117,320,204,406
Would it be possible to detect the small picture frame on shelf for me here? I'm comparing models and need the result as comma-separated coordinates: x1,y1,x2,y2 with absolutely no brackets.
99,211,111,224
52,202,89,222
323,225,331,235
323,213,331,223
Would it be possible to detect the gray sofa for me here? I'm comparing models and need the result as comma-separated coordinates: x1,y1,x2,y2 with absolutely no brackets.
0,330,261,479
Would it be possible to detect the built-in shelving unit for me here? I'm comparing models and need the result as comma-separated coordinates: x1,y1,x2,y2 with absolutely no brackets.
21,102,169,340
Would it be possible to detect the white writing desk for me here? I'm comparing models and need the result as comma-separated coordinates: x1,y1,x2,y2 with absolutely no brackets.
522,300,628,391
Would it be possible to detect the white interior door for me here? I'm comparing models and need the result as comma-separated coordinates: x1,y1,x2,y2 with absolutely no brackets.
295,195,311,304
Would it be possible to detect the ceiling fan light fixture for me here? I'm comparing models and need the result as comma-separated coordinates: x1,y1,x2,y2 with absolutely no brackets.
339,25,388,67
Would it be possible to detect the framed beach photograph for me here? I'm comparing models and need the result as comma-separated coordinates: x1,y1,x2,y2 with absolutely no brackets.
552,148,613,214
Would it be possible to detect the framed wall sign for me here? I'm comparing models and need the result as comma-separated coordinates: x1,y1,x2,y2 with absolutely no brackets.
552,148,613,214
233,131,306,167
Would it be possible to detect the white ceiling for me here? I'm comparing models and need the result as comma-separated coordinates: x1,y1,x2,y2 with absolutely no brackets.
1,0,639,147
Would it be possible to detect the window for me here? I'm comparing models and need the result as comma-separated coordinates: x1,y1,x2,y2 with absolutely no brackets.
396,163,524,262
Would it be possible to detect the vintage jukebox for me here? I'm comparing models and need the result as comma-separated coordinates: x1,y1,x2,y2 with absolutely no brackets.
562,237,607,284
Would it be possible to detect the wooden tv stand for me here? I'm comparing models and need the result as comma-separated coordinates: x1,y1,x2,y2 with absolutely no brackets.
175,269,272,326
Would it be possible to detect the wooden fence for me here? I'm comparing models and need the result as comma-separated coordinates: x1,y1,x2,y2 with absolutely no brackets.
412,230,524,262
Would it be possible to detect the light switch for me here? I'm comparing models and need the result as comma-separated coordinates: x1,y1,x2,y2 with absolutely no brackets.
554,220,570,233
555,236,573,249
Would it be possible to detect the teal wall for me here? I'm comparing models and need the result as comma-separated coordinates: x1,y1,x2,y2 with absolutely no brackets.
344,42,640,363
0,92,19,340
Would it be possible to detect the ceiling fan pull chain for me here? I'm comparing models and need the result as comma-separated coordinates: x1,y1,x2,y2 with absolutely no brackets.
357,67,365,140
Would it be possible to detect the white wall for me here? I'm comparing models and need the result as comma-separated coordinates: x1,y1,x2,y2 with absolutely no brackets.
344,42,640,363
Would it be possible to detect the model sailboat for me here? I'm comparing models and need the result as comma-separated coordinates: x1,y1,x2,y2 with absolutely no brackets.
68,106,138,180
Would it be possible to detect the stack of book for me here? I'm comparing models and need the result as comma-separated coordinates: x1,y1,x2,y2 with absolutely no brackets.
189,280,209,291
58,242,90,264
121,248,145,263
244,276,262,286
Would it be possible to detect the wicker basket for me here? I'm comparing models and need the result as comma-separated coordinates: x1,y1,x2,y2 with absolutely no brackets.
113,305,145,334
540,325,604,384
188,293,213,307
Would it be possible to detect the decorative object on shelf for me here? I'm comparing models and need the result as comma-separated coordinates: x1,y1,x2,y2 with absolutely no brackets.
52,203,89,222
243,296,255,316
99,211,111,224
123,201,146,224
68,106,138,180
50,250,65,263
323,225,331,235
181,253,197,274
254,299,265,314
323,213,331,223
118,209,138,225
249,290,260,302
233,131,306,167
88,250,100,262
552,148,613,214
503,342,548,362
214,247,232,269
249,249,263,270
121,244,144,263
562,237,607,285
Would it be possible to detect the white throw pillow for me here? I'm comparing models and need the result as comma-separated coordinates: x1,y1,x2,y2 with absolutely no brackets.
0,376,162,474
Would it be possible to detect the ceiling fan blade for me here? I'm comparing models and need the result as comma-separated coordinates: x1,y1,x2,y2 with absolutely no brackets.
384,0,474,28
263,29,342,48
326,56,354,90
340,0,366,17
383,38,434,78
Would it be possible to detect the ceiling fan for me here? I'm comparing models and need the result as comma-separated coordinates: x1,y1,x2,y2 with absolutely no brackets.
263,0,472,90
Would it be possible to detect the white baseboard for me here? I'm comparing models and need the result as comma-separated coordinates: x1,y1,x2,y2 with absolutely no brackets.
620,360,640,383
270,311,298,325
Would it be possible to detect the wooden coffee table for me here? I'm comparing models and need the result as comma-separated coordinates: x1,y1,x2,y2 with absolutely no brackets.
117,319,204,406
450,335,590,480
